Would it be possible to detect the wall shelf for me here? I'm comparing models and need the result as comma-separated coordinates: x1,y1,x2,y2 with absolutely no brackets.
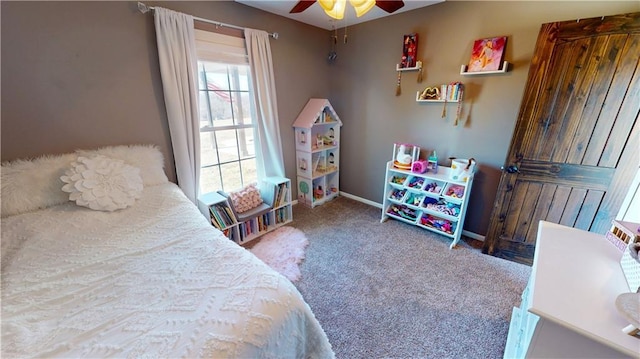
416,91,461,103
396,62,422,72
460,60,510,75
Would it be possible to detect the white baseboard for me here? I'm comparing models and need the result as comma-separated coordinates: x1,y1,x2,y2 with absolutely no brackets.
461,230,485,242
339,191,485,242
339,191,383,208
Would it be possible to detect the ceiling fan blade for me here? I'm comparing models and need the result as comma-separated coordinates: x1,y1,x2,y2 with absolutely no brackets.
290,0,317,13
375,0,405,13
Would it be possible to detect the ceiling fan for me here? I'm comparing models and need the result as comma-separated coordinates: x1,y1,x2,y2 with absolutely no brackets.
290,0,405,20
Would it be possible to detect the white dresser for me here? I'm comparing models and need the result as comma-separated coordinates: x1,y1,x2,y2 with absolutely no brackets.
504,221,640,358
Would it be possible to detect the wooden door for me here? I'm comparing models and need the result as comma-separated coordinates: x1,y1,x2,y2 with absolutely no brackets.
483,13,640,265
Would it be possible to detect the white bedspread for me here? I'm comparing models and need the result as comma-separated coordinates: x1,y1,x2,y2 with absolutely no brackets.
1,183,333,358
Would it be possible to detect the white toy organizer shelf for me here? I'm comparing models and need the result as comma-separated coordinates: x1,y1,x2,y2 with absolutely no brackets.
381,143,475,249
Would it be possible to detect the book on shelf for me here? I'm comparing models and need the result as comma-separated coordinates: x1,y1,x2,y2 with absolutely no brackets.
240,219,254,237
279,183,287,206
439,82,463,101
275,207,288,224
208,201,237,230
257,214,270,232
208,206,225,229
215,203,236,226
272,182,288,208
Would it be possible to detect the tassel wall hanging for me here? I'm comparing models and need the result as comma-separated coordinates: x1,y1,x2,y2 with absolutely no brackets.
454,87,464,126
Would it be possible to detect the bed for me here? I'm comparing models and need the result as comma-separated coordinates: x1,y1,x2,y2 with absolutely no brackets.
1,145,334,358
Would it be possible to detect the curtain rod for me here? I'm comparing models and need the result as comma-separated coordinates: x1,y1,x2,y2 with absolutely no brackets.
137,2,279,39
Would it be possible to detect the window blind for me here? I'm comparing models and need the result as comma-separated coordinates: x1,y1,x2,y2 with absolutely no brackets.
195,29,247,65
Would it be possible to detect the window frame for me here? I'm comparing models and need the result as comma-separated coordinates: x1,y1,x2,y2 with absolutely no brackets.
195,29,258,194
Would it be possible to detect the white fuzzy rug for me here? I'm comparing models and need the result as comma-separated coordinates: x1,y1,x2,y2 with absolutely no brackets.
249,226,309,282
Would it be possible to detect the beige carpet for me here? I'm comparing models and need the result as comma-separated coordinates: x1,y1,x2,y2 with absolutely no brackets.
288,196,531,359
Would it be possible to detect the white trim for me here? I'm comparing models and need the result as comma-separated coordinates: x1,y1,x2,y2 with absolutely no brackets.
339,191,382,208
462,230,485,242
339,191,485,241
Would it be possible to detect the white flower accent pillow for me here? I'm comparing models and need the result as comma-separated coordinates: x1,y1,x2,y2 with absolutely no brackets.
60,155,143,211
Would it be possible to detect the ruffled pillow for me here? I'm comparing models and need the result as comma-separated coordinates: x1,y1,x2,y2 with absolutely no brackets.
229,183,263,213
60,155,143,211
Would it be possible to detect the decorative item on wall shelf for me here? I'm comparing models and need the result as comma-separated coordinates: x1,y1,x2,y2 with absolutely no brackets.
417,83,463,102
417,86,440,100
460,36,511,75
396,33,422,96
400,33,418,69
416,82,464,126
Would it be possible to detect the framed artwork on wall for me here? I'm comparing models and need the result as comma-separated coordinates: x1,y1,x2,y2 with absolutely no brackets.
400,33,418,68
467,36,507,72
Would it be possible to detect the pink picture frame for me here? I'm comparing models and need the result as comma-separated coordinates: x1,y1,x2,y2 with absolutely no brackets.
467,36,507,72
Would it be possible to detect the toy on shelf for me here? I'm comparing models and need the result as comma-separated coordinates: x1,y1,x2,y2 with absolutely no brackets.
420,214,455,234
393,143,420,170
445,184,465,199
605,220,640,292
314,134,336,149
389,188,406,201
406,176,425,189
427,151,438,173
404,192,425,207
411,159,428,174
424,181,443,194
423,197,461,217
387,204,418,221
390,174,408,185
449,157,476,182
606,220,640,253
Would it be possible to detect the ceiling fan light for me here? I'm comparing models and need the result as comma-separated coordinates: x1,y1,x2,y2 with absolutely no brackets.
323,0,347,20
318,0,336,12
349,0,375,17
319,0,346,20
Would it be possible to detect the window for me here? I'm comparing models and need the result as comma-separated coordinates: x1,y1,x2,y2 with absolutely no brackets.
195,30,257,194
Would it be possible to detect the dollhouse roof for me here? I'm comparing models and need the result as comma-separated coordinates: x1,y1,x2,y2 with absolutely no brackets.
291,98,342,129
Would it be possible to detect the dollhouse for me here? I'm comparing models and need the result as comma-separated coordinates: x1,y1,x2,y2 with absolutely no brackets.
293,99,342,208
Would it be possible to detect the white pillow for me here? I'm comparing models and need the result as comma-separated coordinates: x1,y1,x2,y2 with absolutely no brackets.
1,153,77,217
75,144,168,186
60,155,143,211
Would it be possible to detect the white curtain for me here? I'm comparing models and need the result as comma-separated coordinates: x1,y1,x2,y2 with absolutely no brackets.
245,29,285,179
153,7,200,204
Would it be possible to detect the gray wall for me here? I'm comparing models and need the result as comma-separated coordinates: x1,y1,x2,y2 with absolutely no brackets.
1,1,331,184
2,1,638,236
330,1,639,235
